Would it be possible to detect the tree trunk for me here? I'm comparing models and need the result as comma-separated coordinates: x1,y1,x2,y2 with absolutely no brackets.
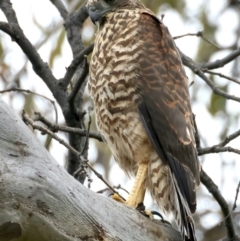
0,98,182,241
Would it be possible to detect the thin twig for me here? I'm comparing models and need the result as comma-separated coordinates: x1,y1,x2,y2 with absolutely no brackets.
81,113,91,155
97,184,129,195
194,113,238,240
198,129,240,156
61,43,93,89
22,110,124,200
201,47,240,70
215,129,240,147
174,31,221,49
33,112,103,142
198,146,240,156
193,114,201,149
203,69,240,85
0,88,58,124
233,181,240,211
221,180,240,226
180,50,240,103
0,22,59,98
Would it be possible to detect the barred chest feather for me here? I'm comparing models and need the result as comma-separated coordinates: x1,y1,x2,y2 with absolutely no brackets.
88,9,152,172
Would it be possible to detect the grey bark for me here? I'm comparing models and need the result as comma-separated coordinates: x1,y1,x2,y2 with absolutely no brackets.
0,98,182,241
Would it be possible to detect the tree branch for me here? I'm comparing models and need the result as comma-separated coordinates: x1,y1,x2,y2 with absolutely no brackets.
180,51,240,103
32,112,103,142
197,129,240,156
0,87,58,124
49,0,68,20
174,30,221,49
23,111,122,202
56,2,91,182
60,44,93,89
202,69,240,85
0,98,182,241
201,47,240,70
68,56,89,105
200,170,237,241
198,146,240,156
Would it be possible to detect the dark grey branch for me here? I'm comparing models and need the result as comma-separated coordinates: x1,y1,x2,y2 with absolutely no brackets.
198,146,240,156
180,51,240,103
57,2,90,182
68,56,89,104
0,0,19,24
49,0,68,20
33,112,103,142
0,0,92,183
200,170,237,241
201,47,240,70
203,69,240,85
0,22,59,99
197,129,240,156
61,43,93,89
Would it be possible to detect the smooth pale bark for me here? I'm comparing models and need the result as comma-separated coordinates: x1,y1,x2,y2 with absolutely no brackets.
0,98,182,241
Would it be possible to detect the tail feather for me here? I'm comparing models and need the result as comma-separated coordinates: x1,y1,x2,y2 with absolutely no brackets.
173,175,196,241
148,157,197,241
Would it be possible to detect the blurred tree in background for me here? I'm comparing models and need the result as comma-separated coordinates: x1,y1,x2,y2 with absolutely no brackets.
0,0,240,240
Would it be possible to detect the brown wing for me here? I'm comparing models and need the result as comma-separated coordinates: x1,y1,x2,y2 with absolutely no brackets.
137,13,200,213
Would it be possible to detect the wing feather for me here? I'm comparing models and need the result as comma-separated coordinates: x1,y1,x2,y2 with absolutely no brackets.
137,12,200,213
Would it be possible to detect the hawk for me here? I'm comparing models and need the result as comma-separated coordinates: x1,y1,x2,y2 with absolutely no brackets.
86,0,200,240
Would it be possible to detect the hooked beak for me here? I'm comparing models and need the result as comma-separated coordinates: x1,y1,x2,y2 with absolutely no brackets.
86,2,111,24
87,5,103,24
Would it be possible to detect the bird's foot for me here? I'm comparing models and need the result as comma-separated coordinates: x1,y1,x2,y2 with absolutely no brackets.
136,202,172,226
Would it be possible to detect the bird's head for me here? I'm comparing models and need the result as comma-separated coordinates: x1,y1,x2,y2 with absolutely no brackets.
86,0,143,24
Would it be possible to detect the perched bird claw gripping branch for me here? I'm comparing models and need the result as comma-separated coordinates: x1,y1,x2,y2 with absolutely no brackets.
86,0,200,240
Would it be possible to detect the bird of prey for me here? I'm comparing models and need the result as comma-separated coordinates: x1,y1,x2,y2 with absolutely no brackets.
86,0,200,240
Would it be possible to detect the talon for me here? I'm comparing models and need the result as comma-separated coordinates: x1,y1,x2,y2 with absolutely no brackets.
135,202,153,219
151,211,164,220
136,203,171,226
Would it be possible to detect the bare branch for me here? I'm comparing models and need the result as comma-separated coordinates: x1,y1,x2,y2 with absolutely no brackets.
97,184,130,195
22,110,125,201
68,56,89,105
201,47,240,70
33,112,103,142
180,51,240,103
198,129,240,156
198,146,240,156
200,170,236,240
60,43,93,89
80,113,91,155
0,87,58,124
49,0,68,20
216,129,240,147
202,69,240,85
174,30,221,49
233,181,240,211
0,21,68,106
0,0,19,24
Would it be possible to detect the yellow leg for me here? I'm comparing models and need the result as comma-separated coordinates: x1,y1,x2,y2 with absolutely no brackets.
126,163,148,207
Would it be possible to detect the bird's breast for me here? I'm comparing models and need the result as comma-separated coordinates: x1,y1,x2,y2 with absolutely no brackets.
88,10,152,169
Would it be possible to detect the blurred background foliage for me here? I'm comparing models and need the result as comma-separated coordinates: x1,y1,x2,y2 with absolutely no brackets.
0,0,240,240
